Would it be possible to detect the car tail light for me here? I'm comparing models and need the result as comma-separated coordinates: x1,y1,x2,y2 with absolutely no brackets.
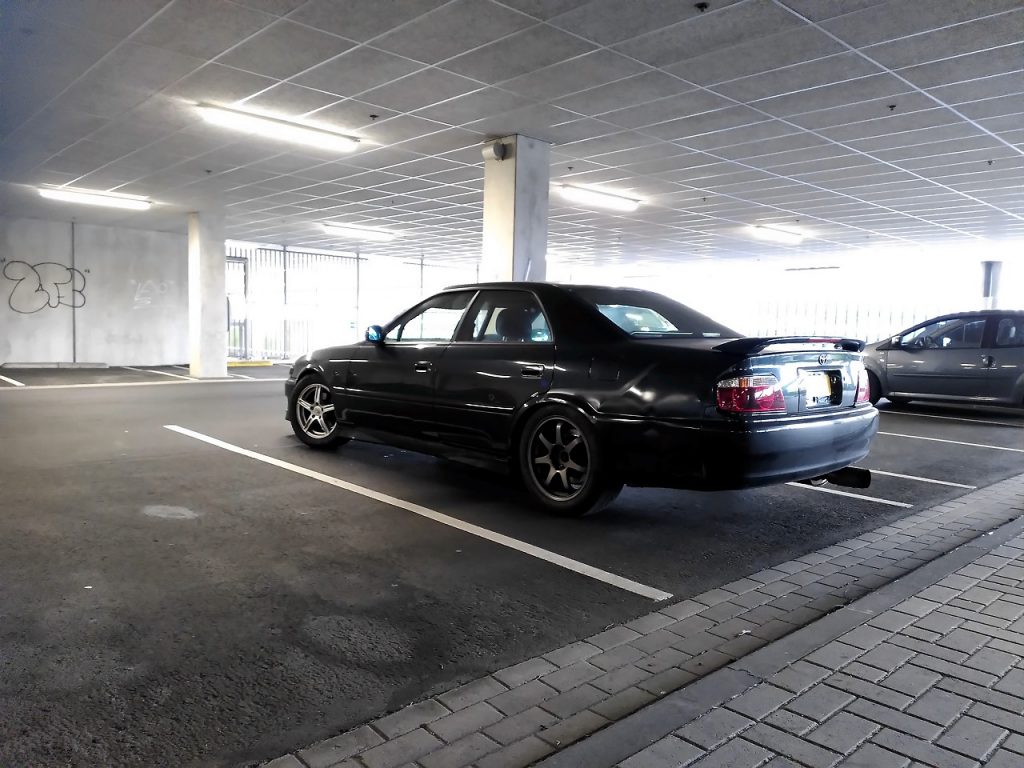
855,370,871,405
716,375,786,414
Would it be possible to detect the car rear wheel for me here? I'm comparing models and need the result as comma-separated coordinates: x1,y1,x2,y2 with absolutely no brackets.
519,406,621,516
290,374,350,449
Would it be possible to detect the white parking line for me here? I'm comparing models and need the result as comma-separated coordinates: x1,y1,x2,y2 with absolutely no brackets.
0,379,287,392
164,425,674,602
879,431,1024,453
858,468,976,490
229,373,255,380
0,374,26,387
881,410,1023,429
123,366,194,381
786,482,914,508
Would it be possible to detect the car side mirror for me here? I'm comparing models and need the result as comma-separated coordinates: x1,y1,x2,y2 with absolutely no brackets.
366,324,384,344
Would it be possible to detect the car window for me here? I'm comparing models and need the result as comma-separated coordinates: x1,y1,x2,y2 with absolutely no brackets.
995,317,1024,348
462,290,552,342
386,291,474,342
568,286,736,338
901,317,986,349
597,304,677,333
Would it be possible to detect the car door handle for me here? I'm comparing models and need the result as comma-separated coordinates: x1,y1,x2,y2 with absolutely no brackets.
413,361,433,373
982,355,995,368
520,365,544,378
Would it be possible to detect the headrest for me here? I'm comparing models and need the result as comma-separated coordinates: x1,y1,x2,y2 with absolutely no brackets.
495,306,533,341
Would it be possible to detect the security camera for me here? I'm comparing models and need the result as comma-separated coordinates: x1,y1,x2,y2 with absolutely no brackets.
482,142,507,161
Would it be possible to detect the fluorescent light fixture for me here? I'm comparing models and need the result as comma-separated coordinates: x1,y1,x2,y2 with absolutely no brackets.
196,104,360,152
749,225,806,246
322,222,397,242
38,186,151,210
557,184,641,213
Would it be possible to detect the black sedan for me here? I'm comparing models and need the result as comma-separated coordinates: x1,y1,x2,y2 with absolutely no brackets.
286,283,879,515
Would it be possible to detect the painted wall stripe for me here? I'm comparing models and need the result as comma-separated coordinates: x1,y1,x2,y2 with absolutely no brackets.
164,424,673,602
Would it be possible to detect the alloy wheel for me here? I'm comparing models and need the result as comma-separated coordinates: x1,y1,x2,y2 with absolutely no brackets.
528,416,591,501
296,382,337,439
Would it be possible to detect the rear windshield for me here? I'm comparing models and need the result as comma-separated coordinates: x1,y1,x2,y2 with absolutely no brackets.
568,286,738,338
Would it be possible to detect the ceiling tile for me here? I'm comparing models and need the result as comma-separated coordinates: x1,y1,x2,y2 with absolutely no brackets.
167,64,277,105
238,82,342,115
56,43,204,119
712,53,883,103
232,0,307,15
864,11,1024,70
551,0,744,46
897,45,1024,90
307,100,400,132
754,74,911,117
615,0,804,68
288,0,449,43
554,72,692,117
643,105,765,141
215,20,355,79
413,89,532,126
360,69,483,114
822,0,1024,48
599,89,734,130
498,0,591,20
372,0,535,64
291,47,422,98
134,0,276,59
665,26,845,88
442,24,595,84
779,0,889,22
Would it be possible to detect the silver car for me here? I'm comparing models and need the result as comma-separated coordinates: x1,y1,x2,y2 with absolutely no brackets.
863,310,1024,407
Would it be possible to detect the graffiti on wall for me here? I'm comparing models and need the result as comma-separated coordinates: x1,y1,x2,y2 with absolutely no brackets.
2,261,86,314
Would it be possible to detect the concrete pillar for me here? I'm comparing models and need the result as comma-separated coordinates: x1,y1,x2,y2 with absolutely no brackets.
982,260,1002,309
481,135,551,282
188,211,227,378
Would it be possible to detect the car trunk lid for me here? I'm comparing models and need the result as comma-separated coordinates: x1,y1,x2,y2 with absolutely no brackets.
713,337,867,414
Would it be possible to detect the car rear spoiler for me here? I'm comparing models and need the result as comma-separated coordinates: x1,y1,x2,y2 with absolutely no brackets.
714,336,866,355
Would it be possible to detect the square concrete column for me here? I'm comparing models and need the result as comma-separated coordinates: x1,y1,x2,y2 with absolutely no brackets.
982,260,1002,309
188,211,227,378
481,135,551,282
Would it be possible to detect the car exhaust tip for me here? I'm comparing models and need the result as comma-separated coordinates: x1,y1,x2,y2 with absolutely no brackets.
802,467,872,489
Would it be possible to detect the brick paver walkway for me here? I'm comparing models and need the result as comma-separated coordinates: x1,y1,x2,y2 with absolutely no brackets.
613,534,1024,768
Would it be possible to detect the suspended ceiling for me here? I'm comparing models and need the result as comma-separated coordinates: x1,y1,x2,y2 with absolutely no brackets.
1,0,1022,265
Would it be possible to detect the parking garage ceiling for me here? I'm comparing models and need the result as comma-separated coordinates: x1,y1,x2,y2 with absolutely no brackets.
1,0,1022,265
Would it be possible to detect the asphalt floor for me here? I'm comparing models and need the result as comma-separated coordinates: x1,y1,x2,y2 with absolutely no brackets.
0,371,1021,766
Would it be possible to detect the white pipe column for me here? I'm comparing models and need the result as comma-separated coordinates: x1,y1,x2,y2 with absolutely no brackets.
188,211,227,378
982,260,1002,309
481,135,551,282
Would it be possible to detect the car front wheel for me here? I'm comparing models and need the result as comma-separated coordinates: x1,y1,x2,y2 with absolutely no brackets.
518,406,621,516
290,375,350,449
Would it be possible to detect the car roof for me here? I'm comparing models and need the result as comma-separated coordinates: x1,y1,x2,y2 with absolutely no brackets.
441,281,659,293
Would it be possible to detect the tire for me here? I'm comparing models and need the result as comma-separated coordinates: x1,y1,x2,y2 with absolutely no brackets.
289,374,350,449
518,405,622,517
867,371,881,406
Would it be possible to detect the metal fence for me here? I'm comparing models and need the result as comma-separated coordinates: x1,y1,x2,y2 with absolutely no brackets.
226,243,360,360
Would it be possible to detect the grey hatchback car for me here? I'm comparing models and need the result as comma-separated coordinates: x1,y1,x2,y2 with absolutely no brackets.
863,310,1024,407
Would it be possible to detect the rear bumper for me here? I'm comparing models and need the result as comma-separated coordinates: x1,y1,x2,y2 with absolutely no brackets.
598,406,879,491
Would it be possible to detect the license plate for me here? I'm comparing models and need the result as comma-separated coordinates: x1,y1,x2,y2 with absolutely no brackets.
803,371,833,405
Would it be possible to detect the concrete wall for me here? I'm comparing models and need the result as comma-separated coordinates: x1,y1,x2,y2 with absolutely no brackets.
0,216,187,365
